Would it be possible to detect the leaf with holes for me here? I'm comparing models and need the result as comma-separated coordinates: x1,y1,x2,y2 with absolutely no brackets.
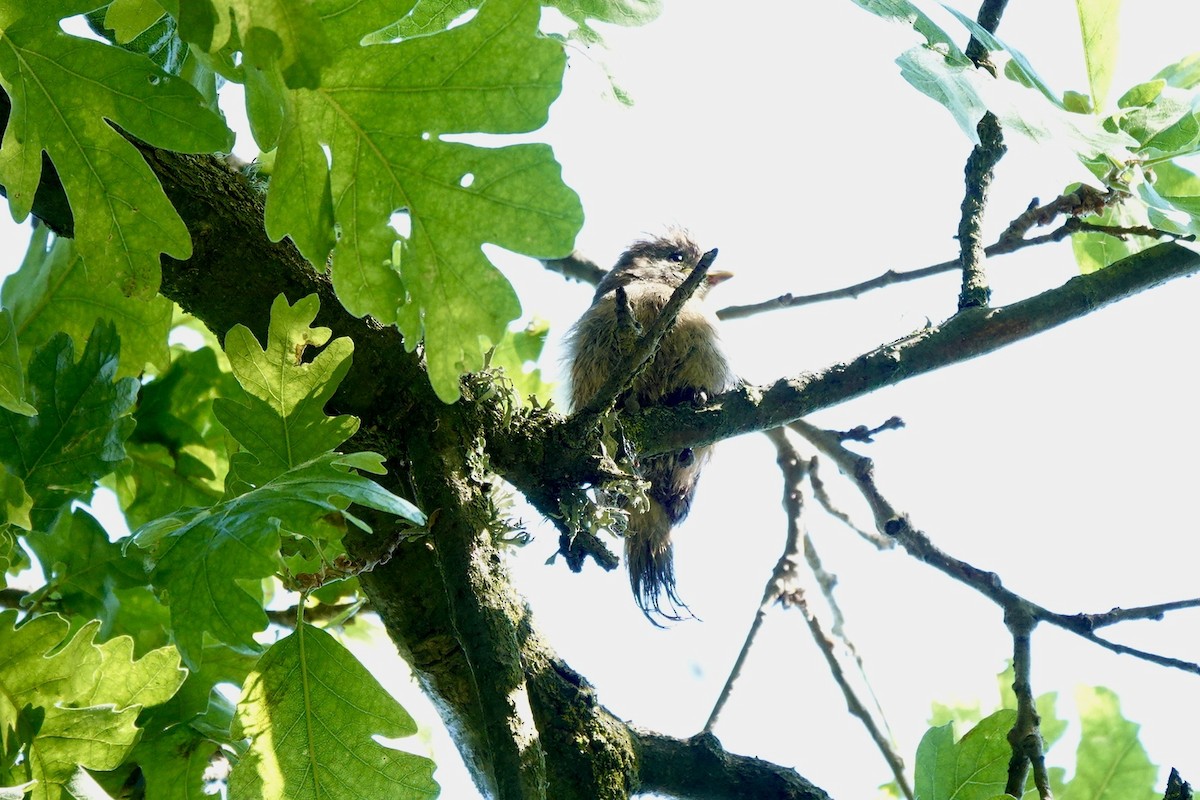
262,0,582,402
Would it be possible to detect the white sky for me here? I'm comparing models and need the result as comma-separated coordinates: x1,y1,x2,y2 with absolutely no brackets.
3,2,1200,799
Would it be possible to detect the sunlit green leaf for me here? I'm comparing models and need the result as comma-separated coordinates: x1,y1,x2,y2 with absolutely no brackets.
0,309,34,416
1075,0,1120,111
133,453,424,667
114,346,233,528
1061,686,1157,800
214,294,358,489
230,623,438,799
487,317,555,405
914,710,1014,800
846,0,967,63
1153,52,1200,90
0,3,232,297
942,5,1061,108
0,612,183,800
22,509,146,623
2,226,172,379
0,322,137,530
104,0,167,44
370,0,661,43
263,0,582,402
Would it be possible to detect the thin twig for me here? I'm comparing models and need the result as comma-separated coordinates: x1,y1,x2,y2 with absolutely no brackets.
1067,599,1200,630
789,418,1200,677
704,428,808,733
721,429,914,799
809,456,892,550
1004,606,1052,799
540,251,606,285
715,194,1187,321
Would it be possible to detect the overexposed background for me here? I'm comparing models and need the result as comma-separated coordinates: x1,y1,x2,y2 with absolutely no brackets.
3,3,1199,798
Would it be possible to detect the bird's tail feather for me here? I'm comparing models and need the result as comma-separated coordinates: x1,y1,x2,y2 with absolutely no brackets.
625,499,694,625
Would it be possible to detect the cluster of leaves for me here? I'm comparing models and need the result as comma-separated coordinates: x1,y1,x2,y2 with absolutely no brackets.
0,223,434,797
0,0,620,403
907,670,1161,800
851,0,1200,272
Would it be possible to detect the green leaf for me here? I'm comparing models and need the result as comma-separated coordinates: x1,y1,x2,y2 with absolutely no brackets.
0,309,34,416
115,346,233,528
1117,80,1164,109
2,225,173,379
942,5,1062,108
486,317,555,405
844,0,967,63
0,4,232,298
133,453,424,667
104,0,167,44
0,322,137,530
1061,686,1157,800
0,468,32,530
227,0,333,89
1154,52,1200,90
133,723,222,800
0,612,183,800
229,623,438,799
1063,90,1094,114
914,710,1014,800
1070,194,1158,274
897,46,987,142
214,294,358,488
22,509,147,623
370,0,661,43
264,0,583,402
1075,0,1120,111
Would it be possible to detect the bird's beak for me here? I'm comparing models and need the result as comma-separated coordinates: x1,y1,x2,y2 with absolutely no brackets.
705,270,734,287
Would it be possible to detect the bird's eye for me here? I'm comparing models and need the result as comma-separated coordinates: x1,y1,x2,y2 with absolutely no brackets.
668,251,685,263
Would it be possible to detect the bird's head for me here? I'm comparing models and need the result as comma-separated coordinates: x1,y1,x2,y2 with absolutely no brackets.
595,230,733,299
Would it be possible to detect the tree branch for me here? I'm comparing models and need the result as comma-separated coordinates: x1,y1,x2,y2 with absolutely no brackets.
715,212,1182,321
789,419,1200,677
957,111,1006,309
633,729,831,800
628,241,1200,457
540,251,606,285
1004,606,1051,799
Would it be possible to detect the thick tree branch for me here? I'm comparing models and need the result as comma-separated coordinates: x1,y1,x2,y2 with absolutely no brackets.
626,241,1200,458
633,730,831,800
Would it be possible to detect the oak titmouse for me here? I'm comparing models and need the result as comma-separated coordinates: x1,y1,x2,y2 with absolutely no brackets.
566,231,734,621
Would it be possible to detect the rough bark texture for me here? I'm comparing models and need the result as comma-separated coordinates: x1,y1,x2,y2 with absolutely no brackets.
5,89,1200,798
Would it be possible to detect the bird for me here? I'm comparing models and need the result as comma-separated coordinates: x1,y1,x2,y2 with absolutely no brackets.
566,230,734,622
